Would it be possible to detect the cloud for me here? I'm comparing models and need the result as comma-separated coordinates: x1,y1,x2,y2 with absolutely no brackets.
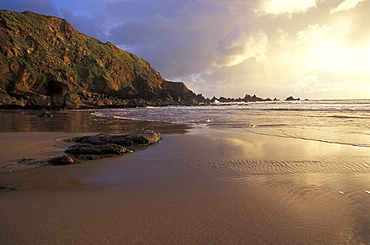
255,0,317,16
0,0,58,15
330,0,367,14
106,0,259,78
59,9,109,42
215,28,269,67
296,24,331,43
1,0,370,99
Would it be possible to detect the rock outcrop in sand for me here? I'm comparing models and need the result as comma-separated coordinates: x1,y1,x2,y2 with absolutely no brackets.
59,131,161,164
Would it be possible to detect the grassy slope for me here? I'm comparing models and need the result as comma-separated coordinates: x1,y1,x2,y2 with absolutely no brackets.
0,10,165,97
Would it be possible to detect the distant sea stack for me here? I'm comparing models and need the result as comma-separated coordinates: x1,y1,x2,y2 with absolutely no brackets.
211,94,279,103
285,96,300,101
0,10,208,109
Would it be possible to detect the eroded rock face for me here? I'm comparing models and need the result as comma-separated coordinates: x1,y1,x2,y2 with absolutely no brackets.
0,10,208,109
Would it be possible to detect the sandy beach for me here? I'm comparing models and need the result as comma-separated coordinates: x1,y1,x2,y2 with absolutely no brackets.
1,110,370,244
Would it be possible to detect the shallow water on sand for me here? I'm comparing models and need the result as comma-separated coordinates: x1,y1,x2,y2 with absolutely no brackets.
0,109,190,134
2,108,370,244
2,127,370,244
92,100,370,148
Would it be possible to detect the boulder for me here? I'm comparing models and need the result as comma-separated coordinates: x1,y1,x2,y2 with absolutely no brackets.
49,155,75,165
0,92,13,105
38,111,54,118
64,92,84,108
28,93,51,108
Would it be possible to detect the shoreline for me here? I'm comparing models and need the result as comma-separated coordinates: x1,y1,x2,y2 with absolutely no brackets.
1,110,370,244
0,109,189,172
0,109,190,134
0,131,88,172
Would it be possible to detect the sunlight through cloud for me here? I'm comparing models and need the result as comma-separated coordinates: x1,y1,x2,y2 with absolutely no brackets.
330,0,368,14
2,0,370,99
256,0,317,16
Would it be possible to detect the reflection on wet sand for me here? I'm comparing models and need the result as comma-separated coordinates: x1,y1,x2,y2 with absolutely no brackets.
1,114,370,243
0,109,190,134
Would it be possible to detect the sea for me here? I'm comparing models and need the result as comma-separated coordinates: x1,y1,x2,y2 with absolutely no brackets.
92,99,370,148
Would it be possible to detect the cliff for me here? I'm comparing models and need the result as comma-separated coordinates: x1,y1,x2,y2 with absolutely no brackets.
0,10,207,109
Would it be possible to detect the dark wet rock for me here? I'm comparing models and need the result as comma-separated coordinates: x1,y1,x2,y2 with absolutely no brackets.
38,111,54,118
0,186,17,191
28,92,51,108
17,158,49,166
106,135,134,147
124,131,161,146
75,154,103,160
71,133,110,145
49,155,75,165
64,131,160,160
65,143,130,155
71,131,161,147
18,158,37,164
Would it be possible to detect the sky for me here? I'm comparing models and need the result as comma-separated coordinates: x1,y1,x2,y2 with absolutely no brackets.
1,0,370,99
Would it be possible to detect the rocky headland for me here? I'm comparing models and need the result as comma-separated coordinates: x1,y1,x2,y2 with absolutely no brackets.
0,10,208,109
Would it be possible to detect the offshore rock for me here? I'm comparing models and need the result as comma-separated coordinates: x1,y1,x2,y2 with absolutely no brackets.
286,96,300,101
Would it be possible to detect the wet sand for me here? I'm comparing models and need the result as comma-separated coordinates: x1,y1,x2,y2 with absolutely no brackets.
1,110,370,244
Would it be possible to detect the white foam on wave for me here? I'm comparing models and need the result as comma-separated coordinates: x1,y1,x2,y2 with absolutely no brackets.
84,100,370,148
242,127,370,148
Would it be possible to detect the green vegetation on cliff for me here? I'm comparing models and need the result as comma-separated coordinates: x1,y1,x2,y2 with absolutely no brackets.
0,10,206,108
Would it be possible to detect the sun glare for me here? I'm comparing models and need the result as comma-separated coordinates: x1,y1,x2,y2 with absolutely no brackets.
309,44,347,71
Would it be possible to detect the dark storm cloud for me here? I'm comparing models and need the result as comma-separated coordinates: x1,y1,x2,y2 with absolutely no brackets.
105,0,256,78
59,9,109,42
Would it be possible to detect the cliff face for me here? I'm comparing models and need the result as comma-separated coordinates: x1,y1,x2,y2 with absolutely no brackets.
0,10,207,108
